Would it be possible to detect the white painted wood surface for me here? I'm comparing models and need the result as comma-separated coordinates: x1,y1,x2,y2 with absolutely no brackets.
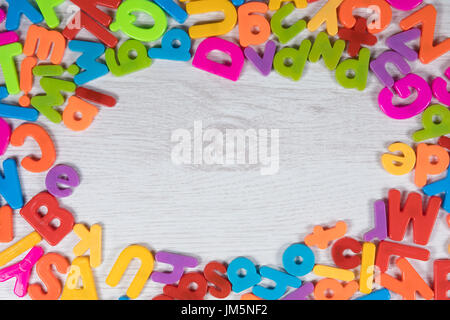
0,0,449,300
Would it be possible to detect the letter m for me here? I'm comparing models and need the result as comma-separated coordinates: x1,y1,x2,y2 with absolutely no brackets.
388,189,441,246
23,25,66,64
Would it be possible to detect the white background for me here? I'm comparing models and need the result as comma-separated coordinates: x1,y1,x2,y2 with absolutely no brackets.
0,0,449,300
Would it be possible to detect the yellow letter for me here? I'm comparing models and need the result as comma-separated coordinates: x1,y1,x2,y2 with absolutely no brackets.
307,0,344,36
105,245,154,299
0,231,41,267
73,223,102,268
187,0,237,39
381,142,416,175
61,257,98,300
360,242,376,294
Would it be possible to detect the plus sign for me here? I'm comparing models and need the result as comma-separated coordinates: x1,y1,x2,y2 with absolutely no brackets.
338,17,378,57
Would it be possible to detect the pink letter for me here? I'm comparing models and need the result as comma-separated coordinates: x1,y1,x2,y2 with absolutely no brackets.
192,37,244,81
378,73,432,120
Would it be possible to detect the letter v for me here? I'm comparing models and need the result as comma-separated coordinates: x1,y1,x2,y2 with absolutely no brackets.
244,40,276,76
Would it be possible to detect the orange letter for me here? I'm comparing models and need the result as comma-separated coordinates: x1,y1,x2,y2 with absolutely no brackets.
10,123,56,173
380,257,433,300
28,253,70,300
400,4,450,64
62,96,99,132
23,25,66,64
238,2,270,47
415,143,449,188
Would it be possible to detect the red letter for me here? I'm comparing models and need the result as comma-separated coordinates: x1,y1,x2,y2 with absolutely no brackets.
388,189,441,245
204,261,232,299
20,192,75,246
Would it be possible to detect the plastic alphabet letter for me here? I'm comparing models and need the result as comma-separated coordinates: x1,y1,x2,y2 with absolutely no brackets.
45,164,80,198
0,159,24,210
282,243,315,277
186,0,237,39
378,73,432,120
203,261,232,299
153,0,188,24
273,39,312,81
386,28,421,62
73,224,102,268
61,256,98,300
227,257,261,293
304,221,347,249
163,272,208,300
35,0,65,29
10,123,56,173
359,242,376,294
370,51,411,88
69,40,109,86
307,0,344,36
413,104,450,142
314,278,359,300
106,245,154,299
400,5,450,64
364,200,388,242
423,170,450,213
0,118,10,156
313,265,355,281
380,257,433,300
309,32,345,70
0,206,13,243
282,282,314,300
0,232,41,267
105,40,152,77
31,77,77,124
356,288,391,300
339,0,392,34
238,2,270,47
252,266,301,300
415,143,450,187
335,48,371,91
385,0,422,11
28,253,70,300
0,87,38,121
75,87,117,108
433,260,450,300
23,25,66,65
63,11,118,48
381,142,416,176
0,246,43,297
20,192,75,246
270,3,306,44
388,188,441,245
0,42,22,94
244,40,276,76
432,67,450,106
331,237,362,270
375,240,430,273
148,29,192,62
63,96,99,131
5,0,43,31
0,9,18,46
151,251,198,284
192,37,245,82
337,17,377,57
110,0,168,42
71,0,121,27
